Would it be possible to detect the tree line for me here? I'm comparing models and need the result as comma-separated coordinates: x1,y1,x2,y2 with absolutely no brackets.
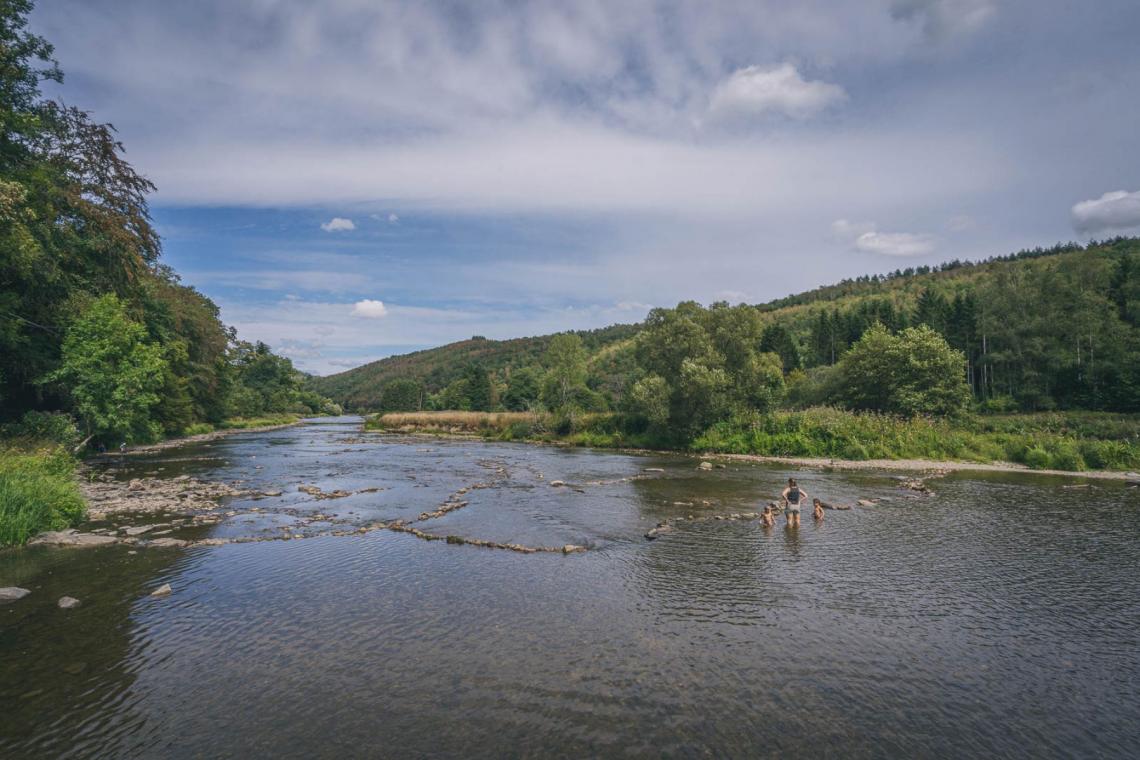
0,0,336,447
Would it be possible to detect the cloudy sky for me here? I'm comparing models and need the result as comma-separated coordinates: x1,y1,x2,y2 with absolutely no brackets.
31,0,1140,374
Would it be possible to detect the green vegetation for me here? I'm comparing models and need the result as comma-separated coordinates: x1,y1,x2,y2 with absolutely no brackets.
0,0,337,448
0,1,337,543
350,241,1140,472
0,445,85,546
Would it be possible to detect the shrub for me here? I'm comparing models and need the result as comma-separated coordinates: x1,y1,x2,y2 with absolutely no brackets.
0,447,86,546
1,411,80,447
1022,446,1051,469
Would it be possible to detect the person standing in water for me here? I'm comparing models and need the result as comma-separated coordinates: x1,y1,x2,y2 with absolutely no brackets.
781,477,807,528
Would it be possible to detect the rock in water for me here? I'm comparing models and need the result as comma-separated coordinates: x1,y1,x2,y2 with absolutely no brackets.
549,480,566,487
698,461,714,471
562,544,586,554
150,583,172,597
0,587,31,603
58,596,82,609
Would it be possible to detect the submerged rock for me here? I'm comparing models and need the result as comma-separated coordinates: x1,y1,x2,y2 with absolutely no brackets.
0,587,31,603
549,480,566,487
150,583,172,597
57,596,82,609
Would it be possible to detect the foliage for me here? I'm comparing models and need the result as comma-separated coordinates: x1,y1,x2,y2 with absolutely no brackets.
502,366,542,411
46,294,167,443
378,377,423,412
833,323,972,417
541,333,589,411
0,445,85,546
0,409,79,446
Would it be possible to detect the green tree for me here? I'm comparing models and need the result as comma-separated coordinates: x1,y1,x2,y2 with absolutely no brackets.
47,294,167,442
379,378,423,412
759,323,800,372
502,366,542,411
835,323,970,417
542,333,588,410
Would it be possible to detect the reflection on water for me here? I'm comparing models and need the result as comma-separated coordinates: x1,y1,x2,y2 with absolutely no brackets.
2,417,1139,758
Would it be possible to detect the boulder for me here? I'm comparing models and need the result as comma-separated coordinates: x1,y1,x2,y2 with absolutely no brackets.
58,596,82,609
150,583,172,597
549,480,566,487
122,524,156,536
698,461,713,471
0,587,31,603
127,479,144,491
147,537,189,548
561,544,586,554
857,499,877,507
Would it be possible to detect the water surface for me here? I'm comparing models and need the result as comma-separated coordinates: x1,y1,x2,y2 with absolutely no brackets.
3,417,1138,758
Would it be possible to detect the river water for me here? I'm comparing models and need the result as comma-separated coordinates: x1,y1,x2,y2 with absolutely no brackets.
2,416,1139,758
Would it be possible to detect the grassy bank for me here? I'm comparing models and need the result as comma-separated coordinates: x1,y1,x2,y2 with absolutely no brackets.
0,445,86,547
181,414,302,437
366,408,1140,472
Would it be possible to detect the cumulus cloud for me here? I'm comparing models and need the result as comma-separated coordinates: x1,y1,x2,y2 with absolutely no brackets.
1071,190,1140,235
351,299,389,318
833,219,935,256
320,217,355,232
890,0,996,40
708,63,846,121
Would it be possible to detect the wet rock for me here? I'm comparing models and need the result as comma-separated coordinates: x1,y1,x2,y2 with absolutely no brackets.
549,480,566,487
714,463,727,469
147,537,189,548
28,530,119,547
0,587,31,603
857,499,878,507
175,475,190,482
150,583,172,597
643,467,665,473
122,524,156,536
698,461,713,471
562,544,586,554
58,596,82,609
645,524,673,540
128,479,143,491
261,490,283,497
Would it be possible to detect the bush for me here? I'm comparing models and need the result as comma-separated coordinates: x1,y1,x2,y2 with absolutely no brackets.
1022,446,1051,469
0,447,86,546
1,411,80,447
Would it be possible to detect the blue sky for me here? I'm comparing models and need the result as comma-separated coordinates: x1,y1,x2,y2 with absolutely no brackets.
30,0,1140,374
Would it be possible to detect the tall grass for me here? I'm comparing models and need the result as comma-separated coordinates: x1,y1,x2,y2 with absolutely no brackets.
691,407,1140,471
365,407,1140,472
0,445,86,546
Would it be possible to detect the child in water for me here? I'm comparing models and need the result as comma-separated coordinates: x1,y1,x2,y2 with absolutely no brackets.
761,504,775,528
813,498,825,522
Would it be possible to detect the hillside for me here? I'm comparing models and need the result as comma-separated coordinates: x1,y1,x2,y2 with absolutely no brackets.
310,323,639,410
313,236,1140,413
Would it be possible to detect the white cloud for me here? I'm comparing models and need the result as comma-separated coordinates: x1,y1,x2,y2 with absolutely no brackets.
320,217,355,232
833,219,935,256
708,63,846,121
1071,190,1140,235
855,231,935,257
351,299,389,318
388,213,400,224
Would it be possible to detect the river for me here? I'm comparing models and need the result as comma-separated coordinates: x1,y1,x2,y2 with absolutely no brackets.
2,416,1138,758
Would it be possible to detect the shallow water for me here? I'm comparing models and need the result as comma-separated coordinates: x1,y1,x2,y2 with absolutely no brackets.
3,416,1139,758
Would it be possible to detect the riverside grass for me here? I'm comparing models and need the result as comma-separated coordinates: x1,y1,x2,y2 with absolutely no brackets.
0,446,86,547
367,407,1140,472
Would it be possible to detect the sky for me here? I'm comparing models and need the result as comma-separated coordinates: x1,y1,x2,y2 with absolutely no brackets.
30,0,1140,374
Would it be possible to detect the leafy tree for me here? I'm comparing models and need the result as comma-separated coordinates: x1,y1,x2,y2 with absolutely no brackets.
502,366,541,411
462,364,492,411
760,323,800,371
379,378,422,412
46,294,167,442
835,323,971,417
542,333,588,410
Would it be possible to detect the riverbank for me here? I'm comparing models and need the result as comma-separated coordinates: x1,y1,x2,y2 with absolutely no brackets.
366,409,1140,480
115,414,303,455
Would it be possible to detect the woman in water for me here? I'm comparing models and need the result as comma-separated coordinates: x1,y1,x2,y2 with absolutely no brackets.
781,477,807,527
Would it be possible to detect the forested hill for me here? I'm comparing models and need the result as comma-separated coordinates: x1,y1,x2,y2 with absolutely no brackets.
313,236,1140,414
311,323,639,411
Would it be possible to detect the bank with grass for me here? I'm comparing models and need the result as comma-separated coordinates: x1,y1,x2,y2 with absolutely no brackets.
365,408,1140,474
0,445,86,547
